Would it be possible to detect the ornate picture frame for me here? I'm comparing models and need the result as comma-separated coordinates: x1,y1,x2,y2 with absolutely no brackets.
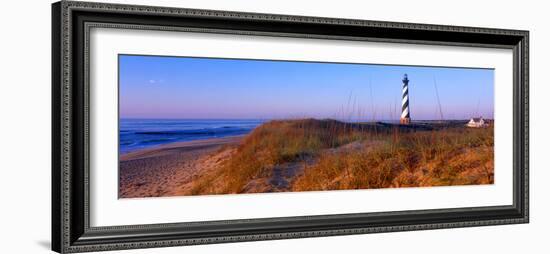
52,1,529,253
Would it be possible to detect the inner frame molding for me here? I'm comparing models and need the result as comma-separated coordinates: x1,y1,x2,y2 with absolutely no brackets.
52,1,529,253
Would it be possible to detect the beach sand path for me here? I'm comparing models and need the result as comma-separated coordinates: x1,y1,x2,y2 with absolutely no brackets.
118,136,241,198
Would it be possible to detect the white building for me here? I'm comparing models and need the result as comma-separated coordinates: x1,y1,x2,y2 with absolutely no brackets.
466,117,489,128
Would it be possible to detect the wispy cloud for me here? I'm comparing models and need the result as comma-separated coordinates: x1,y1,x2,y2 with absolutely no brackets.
148,79,164,84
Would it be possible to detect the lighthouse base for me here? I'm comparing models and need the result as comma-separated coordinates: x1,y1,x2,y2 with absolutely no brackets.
400,118,411,125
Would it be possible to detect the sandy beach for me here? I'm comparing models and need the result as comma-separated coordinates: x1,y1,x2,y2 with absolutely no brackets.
119,136,243,198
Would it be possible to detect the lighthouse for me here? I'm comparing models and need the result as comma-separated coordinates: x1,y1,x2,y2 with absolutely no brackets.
400,74,411,124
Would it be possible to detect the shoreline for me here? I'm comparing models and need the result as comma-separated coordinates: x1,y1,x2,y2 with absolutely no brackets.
120,135,245,161
119,135,243,198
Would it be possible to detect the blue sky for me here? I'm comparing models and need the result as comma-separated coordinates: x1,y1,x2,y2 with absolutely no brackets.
119,55,494,120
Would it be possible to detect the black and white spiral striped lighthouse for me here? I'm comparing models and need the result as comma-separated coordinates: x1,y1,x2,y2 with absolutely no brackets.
400,74,411,124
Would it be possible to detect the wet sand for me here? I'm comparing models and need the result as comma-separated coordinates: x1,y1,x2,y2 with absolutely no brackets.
119,136,242,198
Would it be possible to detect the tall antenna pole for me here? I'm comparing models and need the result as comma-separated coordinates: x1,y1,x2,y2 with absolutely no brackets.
369,78,374,122
475,98,480,118
400,74,411,124
433,77,444,122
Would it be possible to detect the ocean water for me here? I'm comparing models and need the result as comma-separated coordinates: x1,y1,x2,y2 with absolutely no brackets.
119,119,264,154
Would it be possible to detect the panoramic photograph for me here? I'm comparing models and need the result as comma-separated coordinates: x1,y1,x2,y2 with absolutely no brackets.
118,55,494,198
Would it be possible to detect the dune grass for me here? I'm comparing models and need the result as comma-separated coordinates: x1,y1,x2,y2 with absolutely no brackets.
189,119,370,194
292,125,493,191
189,118,493,195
